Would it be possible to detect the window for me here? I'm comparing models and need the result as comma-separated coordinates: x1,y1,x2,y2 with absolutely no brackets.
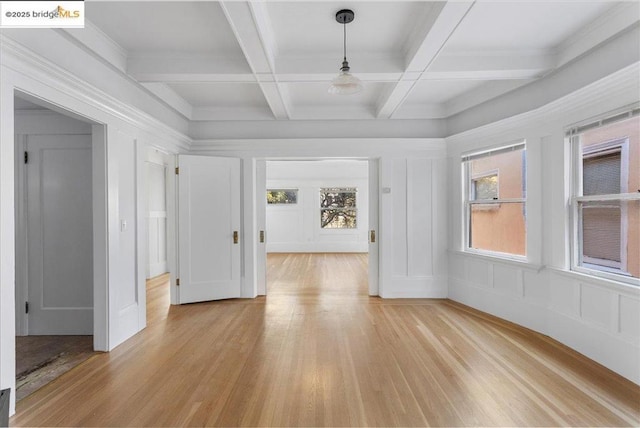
267,189,298,204
463,142,526,257
569,110,640,282
472,173,498,201
320,188,357,229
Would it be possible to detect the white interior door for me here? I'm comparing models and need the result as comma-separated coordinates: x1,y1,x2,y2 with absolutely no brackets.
177,155,241,303
26,134,93,334
256,160,267,295
368,159,379,296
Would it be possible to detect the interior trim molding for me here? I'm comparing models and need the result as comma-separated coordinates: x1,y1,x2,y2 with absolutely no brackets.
1,35,191,153
445,62,640,147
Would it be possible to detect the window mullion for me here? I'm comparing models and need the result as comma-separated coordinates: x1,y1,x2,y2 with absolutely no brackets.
470,198,526,204
576,193,640,203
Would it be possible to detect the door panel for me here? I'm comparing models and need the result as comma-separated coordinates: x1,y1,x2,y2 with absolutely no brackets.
26,134,93,335
369,159,379,296
256,160,267,295
178,155,241,303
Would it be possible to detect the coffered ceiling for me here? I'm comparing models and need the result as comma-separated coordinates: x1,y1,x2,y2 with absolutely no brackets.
66,1,632,122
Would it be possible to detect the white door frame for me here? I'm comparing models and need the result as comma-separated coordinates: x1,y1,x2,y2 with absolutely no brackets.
12,93,109,351
256,157,380,296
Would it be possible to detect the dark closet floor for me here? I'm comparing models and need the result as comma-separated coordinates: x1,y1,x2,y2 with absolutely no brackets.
16,336,95,401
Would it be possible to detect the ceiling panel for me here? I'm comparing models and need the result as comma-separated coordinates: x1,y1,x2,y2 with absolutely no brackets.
444,2,615,52
267,2,436,57
87,2,244,55
167,83,269,108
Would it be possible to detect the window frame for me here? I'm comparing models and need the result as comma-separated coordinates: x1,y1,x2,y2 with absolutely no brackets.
462,141,527,260
319,187,358,230
570,130,638,284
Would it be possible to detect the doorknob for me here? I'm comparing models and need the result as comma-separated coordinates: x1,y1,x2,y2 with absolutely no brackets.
370,230,376,243
233,231,239,244
259,230,265,243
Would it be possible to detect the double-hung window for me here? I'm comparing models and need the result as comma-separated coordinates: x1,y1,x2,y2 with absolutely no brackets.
320,187,357,229
463,142,527,258
569,108,639,283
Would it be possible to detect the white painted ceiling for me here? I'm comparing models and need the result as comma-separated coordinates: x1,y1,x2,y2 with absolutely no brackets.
74,1,629,122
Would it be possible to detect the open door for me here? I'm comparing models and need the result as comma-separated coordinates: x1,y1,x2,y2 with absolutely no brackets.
177,155,241,304
256,160,267,295
368,159,379,296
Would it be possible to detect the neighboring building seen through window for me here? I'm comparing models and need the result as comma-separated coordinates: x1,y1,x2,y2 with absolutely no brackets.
472,173,498,200
463,143,526,257
571,112,639,282
320,188,357,229
267,189,298,204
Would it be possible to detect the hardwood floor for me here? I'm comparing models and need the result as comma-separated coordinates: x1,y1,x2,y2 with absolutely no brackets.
11,254,640,426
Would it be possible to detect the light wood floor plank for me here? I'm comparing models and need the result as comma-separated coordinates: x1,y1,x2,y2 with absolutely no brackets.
11,253,640,427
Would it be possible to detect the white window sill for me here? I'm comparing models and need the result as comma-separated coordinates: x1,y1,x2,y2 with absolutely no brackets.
450,251,640,293
547,267,640,294
450,250,542,272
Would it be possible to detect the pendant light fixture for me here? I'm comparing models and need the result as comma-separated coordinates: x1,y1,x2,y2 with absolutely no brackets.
328,9,363,95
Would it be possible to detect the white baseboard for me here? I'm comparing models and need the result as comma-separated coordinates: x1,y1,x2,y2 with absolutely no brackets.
382,276,448,298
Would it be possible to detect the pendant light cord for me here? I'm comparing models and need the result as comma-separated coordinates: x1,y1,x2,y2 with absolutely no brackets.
343,21,347,62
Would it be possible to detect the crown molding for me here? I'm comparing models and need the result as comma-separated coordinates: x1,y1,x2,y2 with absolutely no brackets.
445,62,640,148
1,34,191,152
190,138,447,158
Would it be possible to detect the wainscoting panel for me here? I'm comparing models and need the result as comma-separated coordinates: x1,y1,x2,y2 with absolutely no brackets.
449,252,640,384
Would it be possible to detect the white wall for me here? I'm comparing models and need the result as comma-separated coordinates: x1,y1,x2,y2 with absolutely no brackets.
446,63,640,384
379,157,448,298
266,160,368,253
0,31,188,414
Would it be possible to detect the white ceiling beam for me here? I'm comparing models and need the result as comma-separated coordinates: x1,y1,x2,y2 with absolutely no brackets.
63,19,128,73
444,79,534,117
126,62,543,84
191,106,276,121
426,52,553,80
555,2,640,68
376,1,475,119
273,72,402,83
290,105,378,121
386,104,448,120
220,1,290,119
275,56,406,75
141,83,193,119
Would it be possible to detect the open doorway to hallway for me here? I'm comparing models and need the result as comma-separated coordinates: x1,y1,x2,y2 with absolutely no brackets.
144,148,171,319
13,95,98,401
264,160,371,296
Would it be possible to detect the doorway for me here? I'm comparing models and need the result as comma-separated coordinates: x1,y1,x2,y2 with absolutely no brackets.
145,147,171,321
261,159,377,297
13,95,102,401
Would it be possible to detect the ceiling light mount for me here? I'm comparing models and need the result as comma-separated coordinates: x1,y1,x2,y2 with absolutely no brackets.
335,9,354,24
328,8,363,95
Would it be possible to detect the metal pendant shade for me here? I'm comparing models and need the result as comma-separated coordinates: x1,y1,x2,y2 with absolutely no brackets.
328,9,363,95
